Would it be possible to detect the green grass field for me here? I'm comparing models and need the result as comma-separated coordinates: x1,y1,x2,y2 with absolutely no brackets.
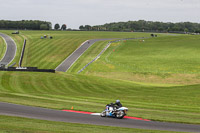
3,30,151,69
0,36,6,60
0,115,182,133
0,71,199,124
75,35,200,85
0,30,200,132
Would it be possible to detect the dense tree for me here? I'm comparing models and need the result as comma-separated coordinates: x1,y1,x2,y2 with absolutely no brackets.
54,23,60,30
40,24,49,30
79,20,200,33
0,20,51,30
84,25,91,30
61,24,67,30
79,25,91,31
79,25,84,30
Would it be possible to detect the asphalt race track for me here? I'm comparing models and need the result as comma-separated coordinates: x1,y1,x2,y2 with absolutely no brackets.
0,33,16,65
0,102,200,132
55,38,118,72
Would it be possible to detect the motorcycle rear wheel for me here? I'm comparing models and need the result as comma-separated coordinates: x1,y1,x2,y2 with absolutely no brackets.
116,110,125,119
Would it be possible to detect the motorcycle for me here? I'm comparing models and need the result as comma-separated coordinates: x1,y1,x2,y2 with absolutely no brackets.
100,104,128,119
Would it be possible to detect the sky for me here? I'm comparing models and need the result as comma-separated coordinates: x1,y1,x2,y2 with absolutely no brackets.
0,0,200,29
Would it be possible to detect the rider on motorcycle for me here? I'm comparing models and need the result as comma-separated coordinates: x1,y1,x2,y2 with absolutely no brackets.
101,100,128,118
107,100,122,112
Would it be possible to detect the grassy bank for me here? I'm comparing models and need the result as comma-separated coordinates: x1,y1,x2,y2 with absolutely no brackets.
0,71,199,124
77,35,200,85
2,30,151,69
0,31,199,126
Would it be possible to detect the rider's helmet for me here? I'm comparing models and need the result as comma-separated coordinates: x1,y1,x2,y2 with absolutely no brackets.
116,100,120,103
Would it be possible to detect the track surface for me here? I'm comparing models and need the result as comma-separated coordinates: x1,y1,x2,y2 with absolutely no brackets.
0,33,16,65
55,38,118,72
0,102,200,132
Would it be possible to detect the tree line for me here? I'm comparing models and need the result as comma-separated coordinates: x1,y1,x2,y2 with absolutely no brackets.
54,23,67,30
0,20,52,30
79,20,200,33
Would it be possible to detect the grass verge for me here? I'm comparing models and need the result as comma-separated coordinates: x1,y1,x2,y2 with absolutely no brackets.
0,36,6,60
0,115,182,133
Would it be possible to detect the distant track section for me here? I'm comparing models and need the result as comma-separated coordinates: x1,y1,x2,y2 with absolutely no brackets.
55,38,118,72
0,33,17,66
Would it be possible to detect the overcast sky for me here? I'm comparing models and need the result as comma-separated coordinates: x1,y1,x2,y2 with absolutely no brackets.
0,0,200,29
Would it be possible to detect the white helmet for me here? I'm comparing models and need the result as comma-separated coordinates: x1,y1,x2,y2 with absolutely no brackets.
116,100,120,103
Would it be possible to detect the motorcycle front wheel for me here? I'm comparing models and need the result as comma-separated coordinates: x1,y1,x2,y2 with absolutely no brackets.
100,111,106,117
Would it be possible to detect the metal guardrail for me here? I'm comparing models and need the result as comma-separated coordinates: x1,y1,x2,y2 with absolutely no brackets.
77,37,149,74
19,39,26,67
0,67,55,73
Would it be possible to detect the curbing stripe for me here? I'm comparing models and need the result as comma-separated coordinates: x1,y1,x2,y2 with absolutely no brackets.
62,110,151,121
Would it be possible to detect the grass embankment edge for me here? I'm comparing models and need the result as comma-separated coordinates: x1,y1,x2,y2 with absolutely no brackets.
0,115,182,133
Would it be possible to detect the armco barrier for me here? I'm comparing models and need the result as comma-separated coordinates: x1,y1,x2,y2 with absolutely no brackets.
0,67,55,73
19,39,26,67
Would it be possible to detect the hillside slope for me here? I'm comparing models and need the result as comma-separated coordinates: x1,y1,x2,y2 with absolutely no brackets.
0,71,199,124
